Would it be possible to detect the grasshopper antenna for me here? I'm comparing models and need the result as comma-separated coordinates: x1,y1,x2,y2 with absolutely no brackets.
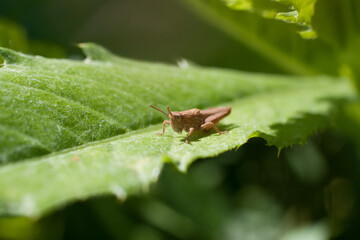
149,105,169,117
167,106,174,117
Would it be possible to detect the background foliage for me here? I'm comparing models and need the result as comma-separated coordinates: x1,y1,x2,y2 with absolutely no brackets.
0,0,360,239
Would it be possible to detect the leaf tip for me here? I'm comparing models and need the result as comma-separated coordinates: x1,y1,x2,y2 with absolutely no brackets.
109,184,128,201
78,42,115,62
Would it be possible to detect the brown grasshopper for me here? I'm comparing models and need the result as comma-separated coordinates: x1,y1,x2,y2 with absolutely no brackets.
149,105,231,144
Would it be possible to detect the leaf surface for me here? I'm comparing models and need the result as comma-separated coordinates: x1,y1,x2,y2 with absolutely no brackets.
0,44,354,217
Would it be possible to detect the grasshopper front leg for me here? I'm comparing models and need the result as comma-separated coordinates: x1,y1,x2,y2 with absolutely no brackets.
186,127,194,144
156,120,170,135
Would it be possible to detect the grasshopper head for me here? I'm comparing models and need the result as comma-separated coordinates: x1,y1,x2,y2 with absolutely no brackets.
149,105,183,134
168,110,184,134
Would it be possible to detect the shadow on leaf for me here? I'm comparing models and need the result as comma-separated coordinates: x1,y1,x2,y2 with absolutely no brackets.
254,98,349,149
181,123,238,144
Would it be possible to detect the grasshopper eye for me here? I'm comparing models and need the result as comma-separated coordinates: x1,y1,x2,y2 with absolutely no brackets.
175,114,181,121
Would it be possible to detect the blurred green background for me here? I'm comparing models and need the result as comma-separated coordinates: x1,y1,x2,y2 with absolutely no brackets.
0,0,282,72
0,0,359,239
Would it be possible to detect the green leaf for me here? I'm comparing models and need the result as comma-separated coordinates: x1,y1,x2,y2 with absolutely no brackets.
224,0,317,39
0,44,355,217
178,0,341,76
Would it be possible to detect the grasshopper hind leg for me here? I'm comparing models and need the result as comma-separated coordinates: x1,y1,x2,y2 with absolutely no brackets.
201,122,228,134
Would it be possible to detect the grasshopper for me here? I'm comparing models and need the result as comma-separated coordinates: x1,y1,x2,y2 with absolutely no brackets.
149,105,231,144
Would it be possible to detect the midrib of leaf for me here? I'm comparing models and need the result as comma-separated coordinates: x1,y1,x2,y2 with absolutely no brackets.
0,44,355,217
178,0,318,75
